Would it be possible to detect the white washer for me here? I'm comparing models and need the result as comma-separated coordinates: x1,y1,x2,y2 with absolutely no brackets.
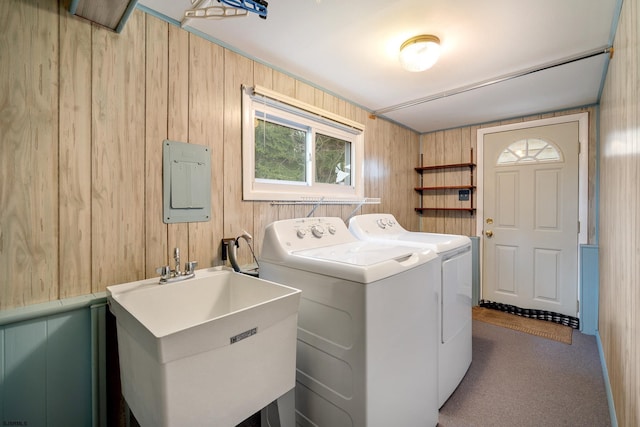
348,213,472,408
260,217,439,427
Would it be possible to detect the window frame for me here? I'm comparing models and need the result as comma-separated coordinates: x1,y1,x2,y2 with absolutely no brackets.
242,86,365,201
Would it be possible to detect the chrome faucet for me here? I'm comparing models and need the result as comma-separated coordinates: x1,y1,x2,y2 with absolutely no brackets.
174,247,181,275
156,247,197,284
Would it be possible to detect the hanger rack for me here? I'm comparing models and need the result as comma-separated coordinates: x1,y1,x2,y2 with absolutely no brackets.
182,0,267,25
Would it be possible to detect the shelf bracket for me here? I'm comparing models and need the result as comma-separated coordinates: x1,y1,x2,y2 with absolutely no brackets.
346,200,367,222
306,197,325,217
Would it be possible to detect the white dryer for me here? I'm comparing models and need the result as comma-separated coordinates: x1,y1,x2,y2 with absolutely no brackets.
260,217,439,427
348,213,472,408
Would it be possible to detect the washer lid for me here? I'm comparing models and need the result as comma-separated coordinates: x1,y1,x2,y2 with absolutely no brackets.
283,241,436,283
260,217,437,283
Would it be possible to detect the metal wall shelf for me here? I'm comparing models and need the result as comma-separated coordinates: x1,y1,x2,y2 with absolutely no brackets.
415,185,475,191
415,162,475,172
415,207,477,213
416,149,476,214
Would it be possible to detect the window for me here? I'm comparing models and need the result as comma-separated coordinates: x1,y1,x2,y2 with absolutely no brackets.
242,86,364,201
497,138,562,165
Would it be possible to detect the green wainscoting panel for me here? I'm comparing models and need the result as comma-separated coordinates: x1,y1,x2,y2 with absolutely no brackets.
580,245,599,335
47,311,92,426
2,319,48,426
91,304,108,427
0,328,4,425
0,298,103,427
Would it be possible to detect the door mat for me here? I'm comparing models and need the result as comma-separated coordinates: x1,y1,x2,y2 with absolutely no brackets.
472,306,573,345
479,299,580,329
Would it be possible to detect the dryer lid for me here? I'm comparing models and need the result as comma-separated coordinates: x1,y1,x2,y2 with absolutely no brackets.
390,232,471,253
349,213,471,253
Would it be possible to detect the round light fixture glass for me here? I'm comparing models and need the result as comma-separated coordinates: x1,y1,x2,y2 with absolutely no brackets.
399,35,441,72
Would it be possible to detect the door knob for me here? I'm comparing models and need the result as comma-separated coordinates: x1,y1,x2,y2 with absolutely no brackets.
485,230,494,238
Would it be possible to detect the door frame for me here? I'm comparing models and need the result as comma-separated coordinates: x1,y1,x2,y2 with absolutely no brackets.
476,112,589,311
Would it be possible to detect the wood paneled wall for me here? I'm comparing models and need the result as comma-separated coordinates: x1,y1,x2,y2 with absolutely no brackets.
1,0,60,307
599,0,640,424
0,0,419,310
419,106,597,240
420,127,475,236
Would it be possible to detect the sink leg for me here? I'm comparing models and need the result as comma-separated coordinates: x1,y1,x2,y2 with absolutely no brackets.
260,388,295,427
277,388,295,427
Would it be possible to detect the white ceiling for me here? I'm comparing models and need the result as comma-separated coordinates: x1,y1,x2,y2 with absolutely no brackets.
138,0,619,133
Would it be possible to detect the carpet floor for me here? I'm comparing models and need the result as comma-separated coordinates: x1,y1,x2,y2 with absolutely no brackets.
438,320,611,427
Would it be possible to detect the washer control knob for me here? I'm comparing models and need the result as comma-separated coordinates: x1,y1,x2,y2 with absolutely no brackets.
311,224,325,238
327,224,337,235
296,228,307,238
376,219,387,229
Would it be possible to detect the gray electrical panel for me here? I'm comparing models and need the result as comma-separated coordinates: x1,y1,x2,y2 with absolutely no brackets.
163,140,211,224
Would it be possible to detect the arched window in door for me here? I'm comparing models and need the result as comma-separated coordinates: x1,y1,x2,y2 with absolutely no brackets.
497,138,563,165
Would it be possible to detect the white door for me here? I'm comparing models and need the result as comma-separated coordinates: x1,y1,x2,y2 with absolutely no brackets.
482,122,579,317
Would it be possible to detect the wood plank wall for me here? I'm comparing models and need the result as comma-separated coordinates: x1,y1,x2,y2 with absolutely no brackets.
0,0,419,311
419,105,597,240
599,0,640,424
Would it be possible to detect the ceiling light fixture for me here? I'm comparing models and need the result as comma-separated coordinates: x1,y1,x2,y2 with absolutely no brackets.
399,35,441,72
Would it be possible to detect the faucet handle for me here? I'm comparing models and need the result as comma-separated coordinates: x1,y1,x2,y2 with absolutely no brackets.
156,265,171,279
185,261,198,274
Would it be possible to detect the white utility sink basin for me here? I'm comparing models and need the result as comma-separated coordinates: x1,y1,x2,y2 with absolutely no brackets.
107,266,301,427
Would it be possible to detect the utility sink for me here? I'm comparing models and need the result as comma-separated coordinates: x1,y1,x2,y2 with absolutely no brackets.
107,266,301,427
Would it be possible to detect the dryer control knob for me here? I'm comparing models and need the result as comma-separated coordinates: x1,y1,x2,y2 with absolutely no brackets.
311,225,325,238
296,228,307,238
376,219,387,229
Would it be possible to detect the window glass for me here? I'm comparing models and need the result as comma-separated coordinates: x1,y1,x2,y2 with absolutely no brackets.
254,117,307,183
315,133,351,185
497,138,562,165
